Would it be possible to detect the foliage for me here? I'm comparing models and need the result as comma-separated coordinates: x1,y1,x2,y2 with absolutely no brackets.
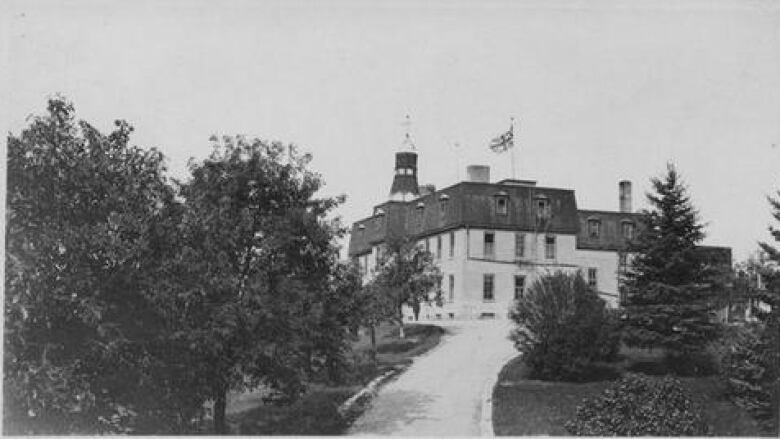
509,271,621,381
716,189,780,433
622,163,720,358
4,99,362,434
368,238,441,338
4,98,178,433
565,373,710,436
719,324,779,432
153,135,352,433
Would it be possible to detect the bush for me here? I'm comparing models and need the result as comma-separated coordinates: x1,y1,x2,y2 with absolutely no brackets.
509,271,621,381
565,373,710,436
663,350,720,377
720,323,779,432
376,339,418,354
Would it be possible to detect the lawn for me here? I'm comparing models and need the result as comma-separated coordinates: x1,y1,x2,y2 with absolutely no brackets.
225,323,447,435
492,347,771,436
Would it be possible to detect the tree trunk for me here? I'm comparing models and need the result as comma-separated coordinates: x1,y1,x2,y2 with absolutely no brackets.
398,306,405,339
369,324,377,364
213,386,228,434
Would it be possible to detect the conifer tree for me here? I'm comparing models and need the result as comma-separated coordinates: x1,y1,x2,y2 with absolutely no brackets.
758,192,780,328
622,163,718,358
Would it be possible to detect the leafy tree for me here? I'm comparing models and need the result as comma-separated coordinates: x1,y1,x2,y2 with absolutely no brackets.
4,98,176,433
368,239,441,339
622,163,719,360
156,135,351,433
509,271,620,381
354,272,396,365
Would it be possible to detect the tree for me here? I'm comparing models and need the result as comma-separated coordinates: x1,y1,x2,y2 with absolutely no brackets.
510,271,620,381
757,192,780,329
156,135,351,433
368,239,441,339
4,98,177,433
729,190,780,430
622,163,719,360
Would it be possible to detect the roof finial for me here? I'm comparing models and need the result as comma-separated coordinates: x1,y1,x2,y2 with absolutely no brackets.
401,114,416,151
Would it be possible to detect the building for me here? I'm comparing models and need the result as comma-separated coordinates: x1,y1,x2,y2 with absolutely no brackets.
348,145,729,320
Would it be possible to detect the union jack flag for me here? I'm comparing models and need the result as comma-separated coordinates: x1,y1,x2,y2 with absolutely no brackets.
489,123,514,153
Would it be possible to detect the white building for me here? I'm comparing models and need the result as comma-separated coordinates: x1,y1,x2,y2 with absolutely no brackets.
348,148,641,320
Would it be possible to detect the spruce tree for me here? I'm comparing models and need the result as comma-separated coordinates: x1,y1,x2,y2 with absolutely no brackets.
622,163,719,359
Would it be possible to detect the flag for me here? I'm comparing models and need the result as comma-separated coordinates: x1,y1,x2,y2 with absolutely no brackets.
489,123,514,153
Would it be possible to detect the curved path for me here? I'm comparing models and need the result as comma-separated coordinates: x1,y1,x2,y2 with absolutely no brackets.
348,319,516,436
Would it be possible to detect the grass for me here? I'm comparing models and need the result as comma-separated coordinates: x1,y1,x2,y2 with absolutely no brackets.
493,346,770,436
226,323,446,435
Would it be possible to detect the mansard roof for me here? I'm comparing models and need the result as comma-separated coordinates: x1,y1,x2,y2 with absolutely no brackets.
348,181,580,256
576,209,644,252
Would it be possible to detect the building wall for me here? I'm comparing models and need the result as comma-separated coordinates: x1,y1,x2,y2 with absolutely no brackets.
400,228,623,320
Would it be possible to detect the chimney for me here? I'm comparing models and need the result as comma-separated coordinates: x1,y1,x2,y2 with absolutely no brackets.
619,180,632,213
466,165,490,183
419,184,436,197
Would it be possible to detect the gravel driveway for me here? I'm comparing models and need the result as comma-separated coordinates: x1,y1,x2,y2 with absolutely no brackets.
347,319,517,436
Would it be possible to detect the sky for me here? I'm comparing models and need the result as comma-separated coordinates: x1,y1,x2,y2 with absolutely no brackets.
3,0,780,261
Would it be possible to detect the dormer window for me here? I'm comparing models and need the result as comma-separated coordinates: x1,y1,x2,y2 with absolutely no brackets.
535,195,550,220
439,194,450,221
587,218,601,239
622,221,635,240
494,191,509,215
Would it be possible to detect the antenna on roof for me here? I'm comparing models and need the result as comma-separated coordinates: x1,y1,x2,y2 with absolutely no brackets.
401,114,416,151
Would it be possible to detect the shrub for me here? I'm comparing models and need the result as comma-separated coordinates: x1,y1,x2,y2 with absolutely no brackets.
565,373,710,436
509,271,621,381
376,339,417,354
720,323,779,433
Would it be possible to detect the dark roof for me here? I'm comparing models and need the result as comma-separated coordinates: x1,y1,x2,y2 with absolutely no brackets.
348,181,580,256
576,209,644,251
349,183,733,260
695,245,733,268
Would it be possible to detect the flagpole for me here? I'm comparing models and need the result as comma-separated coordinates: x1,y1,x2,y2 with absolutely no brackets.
510,117,516,179
454,142,461,182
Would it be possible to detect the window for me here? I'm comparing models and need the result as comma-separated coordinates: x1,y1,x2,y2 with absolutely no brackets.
362,254,369,276
496,196,508,215
514,275,526,299
436,235,442,259
425,238,430,253
588,219,601,239
622,222,635,240
448,274,455,303
515,233,525,258
483,274,495,301
536,197,551,220
449,232,455,258
439,194,449,222
588,268,598,289
484,232,495,258
545,235,556,259
375,247,380,267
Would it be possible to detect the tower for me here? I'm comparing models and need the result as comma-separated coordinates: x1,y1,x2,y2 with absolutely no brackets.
389,115,420,201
